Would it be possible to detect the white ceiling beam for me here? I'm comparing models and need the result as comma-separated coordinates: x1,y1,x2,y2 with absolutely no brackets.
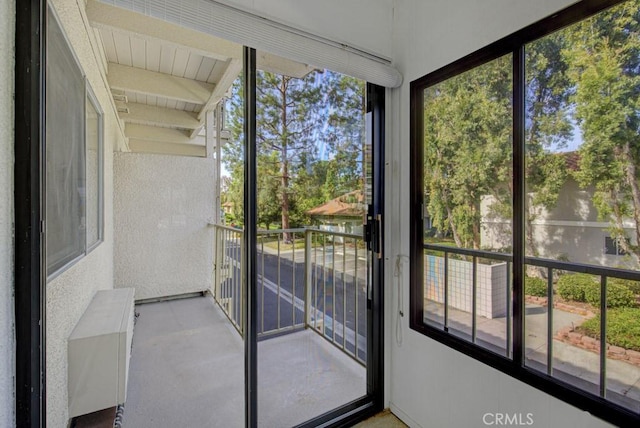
86,0,241,62
128,139,207,158
199,59,242,120
190,59,242,138
108,63,214,105
125,124,206,146
119,102,200,130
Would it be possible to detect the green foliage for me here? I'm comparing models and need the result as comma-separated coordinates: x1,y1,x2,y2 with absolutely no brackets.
565,1,640,262
580,308,640,351
609,277,640,295
424,56,512,249
557,273,596,302
584,281,636,308
556,273,636,308
525,276,548,297
424,33,574,251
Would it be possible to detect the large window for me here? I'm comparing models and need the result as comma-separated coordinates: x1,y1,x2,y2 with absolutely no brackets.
410,0,640,425
46,7,103,278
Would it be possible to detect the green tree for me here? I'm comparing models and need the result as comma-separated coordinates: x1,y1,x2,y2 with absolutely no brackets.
223,76,245,227
524,33,573,256
566,0,640,263
223,70,367,233
424,55,512,249
423,36,574,253
255,70,324,241
324,73,366,199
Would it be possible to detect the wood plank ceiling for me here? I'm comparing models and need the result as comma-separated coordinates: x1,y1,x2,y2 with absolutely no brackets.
86,0,314,157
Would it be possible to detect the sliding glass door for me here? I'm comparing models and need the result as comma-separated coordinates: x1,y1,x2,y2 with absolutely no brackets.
240,48,385,427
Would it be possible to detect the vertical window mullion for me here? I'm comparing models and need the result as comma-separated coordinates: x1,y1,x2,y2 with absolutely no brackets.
512,45,526,367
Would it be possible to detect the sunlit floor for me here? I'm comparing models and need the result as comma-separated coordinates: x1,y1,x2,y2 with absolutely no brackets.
124,295,366,427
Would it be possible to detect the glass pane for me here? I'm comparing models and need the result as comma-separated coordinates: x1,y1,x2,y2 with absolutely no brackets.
605,278,640,412
46,9,86,276
86,92,102,248
422,53,513,356
218,74,246,333
252,56,368,426
524,1,640,410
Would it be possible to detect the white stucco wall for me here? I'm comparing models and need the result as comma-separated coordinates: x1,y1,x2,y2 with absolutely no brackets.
114,152,215,301
0,0,15,425
388,0,614,427
46,1,124,426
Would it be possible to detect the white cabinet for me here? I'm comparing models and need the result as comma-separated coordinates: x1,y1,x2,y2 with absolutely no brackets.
68,288,135,418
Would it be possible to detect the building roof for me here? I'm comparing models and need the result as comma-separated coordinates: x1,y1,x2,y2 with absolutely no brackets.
562,151,580,171
306,191,366,218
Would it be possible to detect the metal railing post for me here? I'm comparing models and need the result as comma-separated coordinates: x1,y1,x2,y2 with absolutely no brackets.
215,226,223,300
213,227,218,299
304,229,313,328
240,230,246,337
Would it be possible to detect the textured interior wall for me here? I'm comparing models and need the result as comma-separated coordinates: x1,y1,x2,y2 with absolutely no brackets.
387,0,614,427
218,0,394,59
0,0,15,425
46,1,124,426
114,152,215,301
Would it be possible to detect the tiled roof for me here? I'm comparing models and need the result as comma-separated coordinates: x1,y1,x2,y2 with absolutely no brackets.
306,190,366,218
562,151,580,171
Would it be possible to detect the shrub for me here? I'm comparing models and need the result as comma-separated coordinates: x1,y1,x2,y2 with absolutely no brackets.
524,276,547,297
579,307,640,352
584,281,636,308
609,277,640,296
556,273,596,302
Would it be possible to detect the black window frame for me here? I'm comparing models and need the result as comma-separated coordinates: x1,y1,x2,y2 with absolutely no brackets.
605,236,627,256
409,1,640,426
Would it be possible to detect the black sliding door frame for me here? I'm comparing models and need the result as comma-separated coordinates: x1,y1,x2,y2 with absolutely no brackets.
243,46,258,428
15,0,47,427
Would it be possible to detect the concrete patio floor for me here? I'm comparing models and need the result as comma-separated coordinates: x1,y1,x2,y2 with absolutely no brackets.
124,295,366,427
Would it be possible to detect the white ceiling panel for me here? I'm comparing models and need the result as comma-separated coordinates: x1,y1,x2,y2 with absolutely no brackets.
90,1,246,156
130,37,146,69
184,54,204,81
112,31,133,66
171,48,190,78
196,57,217,82
208,60,228,85
100,29,118,63
158,45,176,75
145,40,162,72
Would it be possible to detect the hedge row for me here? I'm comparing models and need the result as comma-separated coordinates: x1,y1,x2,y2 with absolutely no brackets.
524,276,547,297
579,307,640,352
556,274,636,308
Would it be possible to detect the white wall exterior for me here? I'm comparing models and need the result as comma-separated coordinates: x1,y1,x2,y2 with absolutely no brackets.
0,0,15,425
388,0,614,427
219,0,394,59
114,152,215,301
46,1,124,426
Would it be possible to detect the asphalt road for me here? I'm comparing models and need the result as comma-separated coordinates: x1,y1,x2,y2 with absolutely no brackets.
219,241,369,361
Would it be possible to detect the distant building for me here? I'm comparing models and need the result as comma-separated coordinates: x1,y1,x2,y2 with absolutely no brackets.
481,152,638,268
222,201,235,215
306,191,366,238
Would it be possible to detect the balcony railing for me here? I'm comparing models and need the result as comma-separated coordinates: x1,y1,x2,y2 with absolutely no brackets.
423,243,640,411
213,225,367,365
